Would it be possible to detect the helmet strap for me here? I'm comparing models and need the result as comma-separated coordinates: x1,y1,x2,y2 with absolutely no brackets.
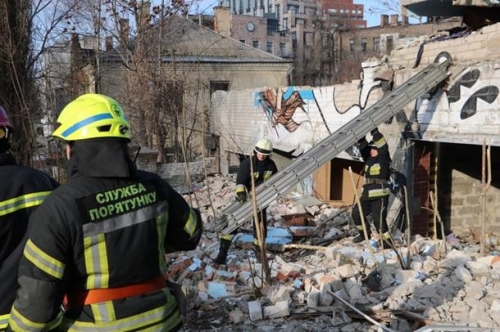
0,127,10,153
0,126,9,139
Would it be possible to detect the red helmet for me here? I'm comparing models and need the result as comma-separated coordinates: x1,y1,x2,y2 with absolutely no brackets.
0,106,13,129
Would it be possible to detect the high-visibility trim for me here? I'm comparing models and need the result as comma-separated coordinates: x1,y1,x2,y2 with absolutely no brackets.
0,313,8,330
59,299,180,332
23,239,65,279
82,203,167,237
235,184,246,193
221,234,234,241
183,208,197,237
263,170,273,181
8,306,63,331
367,188,391,198
91,301,116,322
60,113,113,138
0,191,51,216
365,164,381,176
84,234,109,289
156,213,168,274
254,146,272,155
66,276,166,309
372,136,387,148
252,172,259,179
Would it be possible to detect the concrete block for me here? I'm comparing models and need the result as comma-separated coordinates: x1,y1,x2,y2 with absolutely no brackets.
263,300,290,319
334,264,356,278
229,309,246,324
274,255,305,274
307,288,321,308
455,264,473,283
318,274,343,292
248,300,263,321
272,286,293,304
465,260,491,277
319,289,334,306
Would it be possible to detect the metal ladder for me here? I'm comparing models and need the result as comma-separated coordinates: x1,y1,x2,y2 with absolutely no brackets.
215,59,451,235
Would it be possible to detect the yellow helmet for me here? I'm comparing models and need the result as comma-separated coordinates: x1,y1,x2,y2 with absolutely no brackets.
254,138,273,155
52,94,130,141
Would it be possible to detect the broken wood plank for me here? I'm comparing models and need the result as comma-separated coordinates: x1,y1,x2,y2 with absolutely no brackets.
267,243,330,252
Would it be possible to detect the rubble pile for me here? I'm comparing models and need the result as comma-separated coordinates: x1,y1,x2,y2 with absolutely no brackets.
167,176,500,331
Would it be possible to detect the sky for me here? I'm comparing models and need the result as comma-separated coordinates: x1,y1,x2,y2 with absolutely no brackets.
357,0,395,27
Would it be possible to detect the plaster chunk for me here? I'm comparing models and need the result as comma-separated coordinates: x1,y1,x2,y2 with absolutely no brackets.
454,264,473,283
389,280,423,297
263,300,290,319
465,260,491,277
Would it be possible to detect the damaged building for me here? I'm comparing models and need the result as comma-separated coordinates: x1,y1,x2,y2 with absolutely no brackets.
210,5,500,240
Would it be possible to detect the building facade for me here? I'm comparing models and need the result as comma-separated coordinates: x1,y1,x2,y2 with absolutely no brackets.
215,0,366,85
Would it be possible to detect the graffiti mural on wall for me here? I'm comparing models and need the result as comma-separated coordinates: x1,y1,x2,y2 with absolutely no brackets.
257,79,383,137
246,62,500,155
446,68,499,120
258,88,309,135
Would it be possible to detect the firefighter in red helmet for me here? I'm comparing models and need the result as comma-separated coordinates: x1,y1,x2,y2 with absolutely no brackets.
7,94,202,331
0,106,59,331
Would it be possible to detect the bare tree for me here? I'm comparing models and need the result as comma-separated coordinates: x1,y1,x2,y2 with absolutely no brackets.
60,1,204,163
0,0,78,167
365,0,400,15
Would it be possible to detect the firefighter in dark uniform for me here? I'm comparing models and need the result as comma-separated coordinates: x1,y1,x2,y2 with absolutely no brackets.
351,127,392,246
7,94,202,331
213,138,278,265
0,106,59,331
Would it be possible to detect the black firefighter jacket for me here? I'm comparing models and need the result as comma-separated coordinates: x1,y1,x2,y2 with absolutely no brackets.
0,153,59,330
359,131,392,201
8,139,202,332
235,154,278,196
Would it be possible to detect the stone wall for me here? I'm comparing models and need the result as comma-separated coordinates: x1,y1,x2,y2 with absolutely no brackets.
390,23,500,68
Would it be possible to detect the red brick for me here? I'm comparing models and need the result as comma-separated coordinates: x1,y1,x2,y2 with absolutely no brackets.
287,270,301,279
276,272,289,283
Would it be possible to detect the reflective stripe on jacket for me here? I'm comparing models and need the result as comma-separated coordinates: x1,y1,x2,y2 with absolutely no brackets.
235,154,278,196
8,170,202,332
359,132,391,200
0,152,59,327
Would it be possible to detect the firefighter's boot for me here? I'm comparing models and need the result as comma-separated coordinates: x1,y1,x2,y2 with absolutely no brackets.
213,238,232,265
352,227,365,243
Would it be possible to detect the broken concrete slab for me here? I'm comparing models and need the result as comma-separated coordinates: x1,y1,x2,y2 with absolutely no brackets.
263,300,290,319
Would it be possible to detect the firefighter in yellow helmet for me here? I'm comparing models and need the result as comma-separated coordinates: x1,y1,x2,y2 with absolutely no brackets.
213,138,278,264
0,106,59,331
7,94,202,331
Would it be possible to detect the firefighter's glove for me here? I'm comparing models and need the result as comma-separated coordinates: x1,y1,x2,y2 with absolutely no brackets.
236,192,247,203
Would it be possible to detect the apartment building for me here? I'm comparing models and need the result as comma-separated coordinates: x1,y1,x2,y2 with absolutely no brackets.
215,0,366,85
335,14,466,70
